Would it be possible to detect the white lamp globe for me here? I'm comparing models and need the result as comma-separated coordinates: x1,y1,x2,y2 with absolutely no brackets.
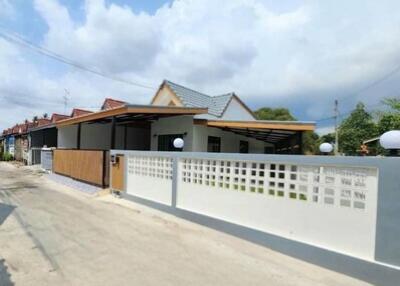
380,130,400,150
319,142,333,153
173,138,184,149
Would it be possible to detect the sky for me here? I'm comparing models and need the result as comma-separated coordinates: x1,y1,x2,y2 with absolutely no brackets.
1,0,400,134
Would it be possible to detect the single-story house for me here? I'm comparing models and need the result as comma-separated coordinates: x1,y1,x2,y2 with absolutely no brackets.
29,115,71,150
56,80,315,154
1,127,16,157
14,121,36,163
27,114,72,164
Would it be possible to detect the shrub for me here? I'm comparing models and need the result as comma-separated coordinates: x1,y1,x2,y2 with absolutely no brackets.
2,152,14,161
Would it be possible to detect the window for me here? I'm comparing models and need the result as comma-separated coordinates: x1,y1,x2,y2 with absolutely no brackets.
239,140,249,153
158,134,183,151
207,136,221,152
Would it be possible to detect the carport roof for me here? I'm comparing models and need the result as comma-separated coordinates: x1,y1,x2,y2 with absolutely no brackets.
56,104,208,127
194,119,315,143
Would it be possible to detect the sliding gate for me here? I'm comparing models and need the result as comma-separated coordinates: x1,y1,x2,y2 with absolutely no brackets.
53,149,109,188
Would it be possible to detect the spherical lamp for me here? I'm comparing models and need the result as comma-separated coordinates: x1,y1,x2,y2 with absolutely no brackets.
379,130,400,156
173,138,184,149
319,142,333,155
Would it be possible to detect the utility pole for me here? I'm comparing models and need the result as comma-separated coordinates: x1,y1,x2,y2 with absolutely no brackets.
63,89,70,115
334,99,339,155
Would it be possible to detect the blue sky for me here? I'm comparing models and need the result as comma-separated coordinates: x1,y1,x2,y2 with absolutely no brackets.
1,0,400,134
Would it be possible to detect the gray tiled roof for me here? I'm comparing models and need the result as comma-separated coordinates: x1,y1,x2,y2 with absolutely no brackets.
165,80,233,117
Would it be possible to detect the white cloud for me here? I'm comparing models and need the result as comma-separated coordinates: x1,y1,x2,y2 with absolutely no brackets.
0,0,14,18
315,125,335,136
2,0,400,130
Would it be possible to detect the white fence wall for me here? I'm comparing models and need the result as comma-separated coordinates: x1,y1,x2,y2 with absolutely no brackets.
177,158,378,260
122,152,379,261
126,155,173,205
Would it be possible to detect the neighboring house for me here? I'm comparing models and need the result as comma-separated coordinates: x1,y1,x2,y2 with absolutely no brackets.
101,98,126,110
2,127,16,157
14,121,35,163
27,114,70,164
71,108,93,117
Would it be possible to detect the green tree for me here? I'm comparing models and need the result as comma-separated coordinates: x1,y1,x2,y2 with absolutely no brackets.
303,131,320,154
254,107,319,154
338,103,377,155
254,107,296,121
319,133,335,144
377,98,400,134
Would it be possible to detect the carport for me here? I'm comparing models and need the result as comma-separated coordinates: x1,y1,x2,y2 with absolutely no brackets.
53,104,207,187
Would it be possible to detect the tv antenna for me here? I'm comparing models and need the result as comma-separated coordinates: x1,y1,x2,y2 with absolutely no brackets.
63,89,70,115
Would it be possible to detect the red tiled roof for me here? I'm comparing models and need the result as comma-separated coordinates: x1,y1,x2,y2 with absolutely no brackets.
37,118,51,127
101,98,126,110
12,125,19,134
71,108,93,118
51,113,70,123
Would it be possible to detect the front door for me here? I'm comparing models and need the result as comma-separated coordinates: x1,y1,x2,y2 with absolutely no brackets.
111,154,125,192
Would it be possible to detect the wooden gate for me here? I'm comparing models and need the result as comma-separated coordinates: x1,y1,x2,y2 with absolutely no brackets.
53,149,109,188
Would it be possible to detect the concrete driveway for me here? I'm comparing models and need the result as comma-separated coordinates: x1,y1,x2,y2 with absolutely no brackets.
0,162,370,286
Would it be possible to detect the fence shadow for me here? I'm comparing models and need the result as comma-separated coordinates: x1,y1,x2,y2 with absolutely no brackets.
0,259,13,286
0,202,15,225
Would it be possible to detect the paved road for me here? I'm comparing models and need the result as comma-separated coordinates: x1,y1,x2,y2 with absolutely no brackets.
0,162,370,286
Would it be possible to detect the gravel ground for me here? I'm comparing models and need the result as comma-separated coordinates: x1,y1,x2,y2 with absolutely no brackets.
0,162,370,286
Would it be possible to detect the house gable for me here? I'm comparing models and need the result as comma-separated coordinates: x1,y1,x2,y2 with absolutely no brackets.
71,109,93,118
151,80,256,120
151,82,183,107
220,95,256,121
101,98,126,110
51,113,70,123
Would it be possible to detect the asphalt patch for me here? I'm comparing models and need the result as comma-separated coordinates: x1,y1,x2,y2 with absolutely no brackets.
0,259,14,286
0,202,15,226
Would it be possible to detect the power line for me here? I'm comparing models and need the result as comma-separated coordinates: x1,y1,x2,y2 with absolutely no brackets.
0,29,155,90
316,102,387,125
340,62,400,104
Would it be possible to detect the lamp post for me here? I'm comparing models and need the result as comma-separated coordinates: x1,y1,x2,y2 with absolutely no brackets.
319,142,333,155
379,130,400,157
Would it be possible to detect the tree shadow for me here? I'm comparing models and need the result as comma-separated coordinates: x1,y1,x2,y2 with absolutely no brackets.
0,259,14,286
0,202,15,226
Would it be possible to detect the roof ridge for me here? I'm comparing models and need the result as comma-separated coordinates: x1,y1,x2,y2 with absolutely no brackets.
212,93,234,98
73,108,92,111
104,97,126,103
165,80,211,98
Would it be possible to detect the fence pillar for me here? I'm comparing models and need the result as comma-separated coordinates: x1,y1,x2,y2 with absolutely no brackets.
171,156,178,208
111,117,116,150
77,123,81,149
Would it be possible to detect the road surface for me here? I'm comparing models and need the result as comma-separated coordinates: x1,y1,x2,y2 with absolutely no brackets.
0,162,370,286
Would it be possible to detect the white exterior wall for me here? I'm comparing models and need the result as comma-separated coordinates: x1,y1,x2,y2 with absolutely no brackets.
151,116,269,153
193,125,270,153
220,97,255,121
150,116,194,151
58,125,78,148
